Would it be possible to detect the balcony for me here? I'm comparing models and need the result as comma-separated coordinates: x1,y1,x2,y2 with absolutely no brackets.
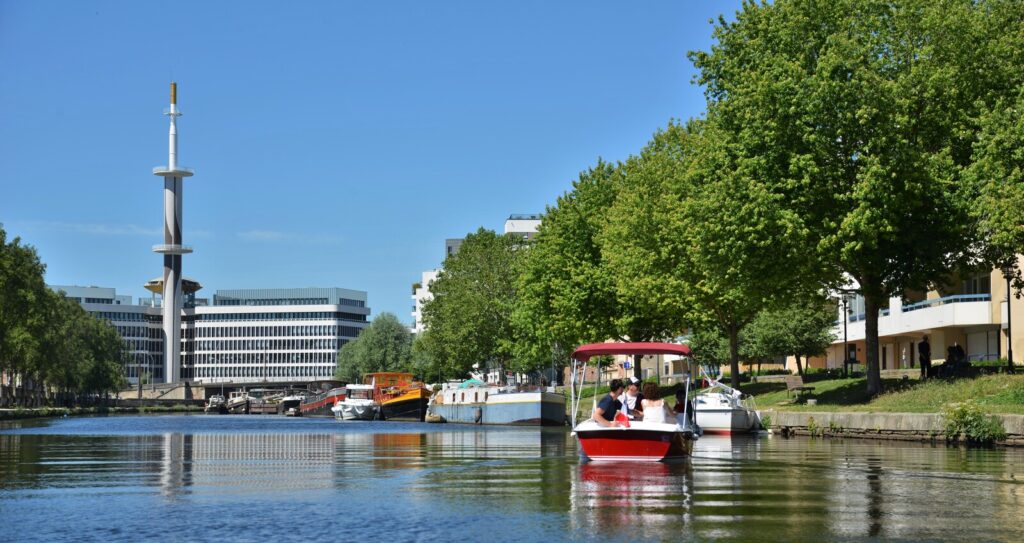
834,294,993,343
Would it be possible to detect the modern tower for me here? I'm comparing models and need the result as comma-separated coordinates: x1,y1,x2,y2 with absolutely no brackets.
152,82,194,384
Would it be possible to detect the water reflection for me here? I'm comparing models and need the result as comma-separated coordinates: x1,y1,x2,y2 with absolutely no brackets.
2,417,1024,542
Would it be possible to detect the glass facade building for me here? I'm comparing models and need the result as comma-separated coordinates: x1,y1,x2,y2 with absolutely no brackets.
51,285,369,385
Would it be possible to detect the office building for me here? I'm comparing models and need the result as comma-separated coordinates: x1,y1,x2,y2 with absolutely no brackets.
51,285,369,386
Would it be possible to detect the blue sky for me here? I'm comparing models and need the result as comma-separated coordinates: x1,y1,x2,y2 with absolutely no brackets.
0,1,740,323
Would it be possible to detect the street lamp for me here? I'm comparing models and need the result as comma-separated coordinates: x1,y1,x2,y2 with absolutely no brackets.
1003,259,1017,374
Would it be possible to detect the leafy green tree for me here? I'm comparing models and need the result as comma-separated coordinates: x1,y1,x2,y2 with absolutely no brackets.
746,302,837,376
600,123,693,376
0,226,48,404
422,228,526,380
690,0,1019,395
513,162,621,370
613,117,814,388
335,312,413,382
969,87,1024,277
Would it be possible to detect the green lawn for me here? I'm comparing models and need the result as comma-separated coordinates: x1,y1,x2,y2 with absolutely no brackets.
740,374,1024,415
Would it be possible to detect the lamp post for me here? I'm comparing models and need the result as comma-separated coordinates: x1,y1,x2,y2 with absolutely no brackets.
1004,260,1016,374
842,295,850,379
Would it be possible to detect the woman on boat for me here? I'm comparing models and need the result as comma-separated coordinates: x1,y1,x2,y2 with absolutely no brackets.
640,383,673,423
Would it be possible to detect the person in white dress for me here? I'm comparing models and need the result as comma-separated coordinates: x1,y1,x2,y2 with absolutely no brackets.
640,382,673,423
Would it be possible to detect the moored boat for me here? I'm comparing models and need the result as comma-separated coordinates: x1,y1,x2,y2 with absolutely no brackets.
368,372,430,421
331,383,379,421
225,390,249,414
204,394,227,414
569,342,699,462
693,372,760,434
278,391,307,416
429,383,566,425
300,386,347,417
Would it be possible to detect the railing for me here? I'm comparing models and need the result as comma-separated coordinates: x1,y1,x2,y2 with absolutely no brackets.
843,294,990,322
902,294,991,313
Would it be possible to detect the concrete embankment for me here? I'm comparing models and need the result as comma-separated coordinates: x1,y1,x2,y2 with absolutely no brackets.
0,402,204,421
764,410,1024,446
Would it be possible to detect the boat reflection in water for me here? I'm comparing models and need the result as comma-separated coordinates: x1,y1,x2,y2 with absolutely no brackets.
572,460,694,537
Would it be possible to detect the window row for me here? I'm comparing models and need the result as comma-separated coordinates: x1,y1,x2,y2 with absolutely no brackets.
187,338,345,352
187,325,364,339
191,364,335,379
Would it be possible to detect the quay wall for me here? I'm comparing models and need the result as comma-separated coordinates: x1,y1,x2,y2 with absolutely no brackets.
764,411,1024,446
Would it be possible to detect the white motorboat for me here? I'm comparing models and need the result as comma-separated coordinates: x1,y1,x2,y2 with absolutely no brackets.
331,383,379,421
569,342,700,462
693,371,760,434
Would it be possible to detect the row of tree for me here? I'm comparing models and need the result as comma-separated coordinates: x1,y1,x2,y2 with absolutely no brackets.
408,0,1024,396
0,225,127,406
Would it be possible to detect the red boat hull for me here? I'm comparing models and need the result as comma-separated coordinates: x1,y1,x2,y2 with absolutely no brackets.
576,428,693,462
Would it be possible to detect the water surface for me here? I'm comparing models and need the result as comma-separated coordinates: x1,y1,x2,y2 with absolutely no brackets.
1,415,1021,542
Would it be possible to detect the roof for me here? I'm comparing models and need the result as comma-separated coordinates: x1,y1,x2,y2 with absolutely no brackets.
571,342,691,361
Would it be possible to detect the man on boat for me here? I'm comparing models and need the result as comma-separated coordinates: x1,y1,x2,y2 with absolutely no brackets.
621,376,644,420
592,379,626,427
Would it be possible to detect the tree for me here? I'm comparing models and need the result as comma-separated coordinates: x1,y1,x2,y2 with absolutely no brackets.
421,229,526,380
0,226,48,405
610,117,815,388
690,0,1018,395
600,123,694,377
746,302,837,376
513,161,621,371
334,312,413,382
969,87,1024,278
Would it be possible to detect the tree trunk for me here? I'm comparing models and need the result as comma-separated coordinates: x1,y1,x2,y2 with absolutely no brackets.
728,325,741,389
864,295,883,397
633,354,643,381
795,355,804,376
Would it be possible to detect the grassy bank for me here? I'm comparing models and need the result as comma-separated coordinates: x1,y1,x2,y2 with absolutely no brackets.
742,374,1024,415
0,404,204,421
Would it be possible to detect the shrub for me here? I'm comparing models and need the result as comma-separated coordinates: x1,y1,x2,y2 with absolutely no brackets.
942,402,1007,445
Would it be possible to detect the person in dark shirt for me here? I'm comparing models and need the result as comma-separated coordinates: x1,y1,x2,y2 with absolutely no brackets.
918,337,931,379
593,379,625,427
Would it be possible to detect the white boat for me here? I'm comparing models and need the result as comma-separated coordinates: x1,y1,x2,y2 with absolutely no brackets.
331,383,379,421
278,391,307,416
569,342,700,462
693,371,760,434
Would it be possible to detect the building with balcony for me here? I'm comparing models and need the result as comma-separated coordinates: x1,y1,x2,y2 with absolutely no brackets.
802,267,1019,373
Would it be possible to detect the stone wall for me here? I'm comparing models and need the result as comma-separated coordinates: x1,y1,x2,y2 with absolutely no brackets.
765,410,1024,446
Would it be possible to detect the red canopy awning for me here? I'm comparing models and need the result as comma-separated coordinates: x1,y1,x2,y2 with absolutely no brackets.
571,342,691,361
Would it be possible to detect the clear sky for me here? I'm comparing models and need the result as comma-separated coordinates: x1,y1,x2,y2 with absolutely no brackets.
0,1,740,324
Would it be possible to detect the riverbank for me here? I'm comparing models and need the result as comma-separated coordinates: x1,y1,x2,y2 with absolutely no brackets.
762,410,1024,446
0,404,204,421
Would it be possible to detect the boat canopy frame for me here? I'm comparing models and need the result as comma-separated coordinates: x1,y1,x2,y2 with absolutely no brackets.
568,342,693,427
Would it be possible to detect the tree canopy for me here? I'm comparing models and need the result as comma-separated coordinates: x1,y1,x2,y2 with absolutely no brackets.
689,0,1023,395
421,228,527,380
1,225,127,405
335,312,413,382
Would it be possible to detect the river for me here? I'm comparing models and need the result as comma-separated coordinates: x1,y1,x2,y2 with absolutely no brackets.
1,414,1021,542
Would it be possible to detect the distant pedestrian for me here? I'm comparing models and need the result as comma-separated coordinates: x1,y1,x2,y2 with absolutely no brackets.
918,337,931,379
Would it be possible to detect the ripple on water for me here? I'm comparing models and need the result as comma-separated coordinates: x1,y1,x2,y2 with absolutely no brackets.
1,416,1023,542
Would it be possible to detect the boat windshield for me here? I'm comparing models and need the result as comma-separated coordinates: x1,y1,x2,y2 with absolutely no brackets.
348,388,373,400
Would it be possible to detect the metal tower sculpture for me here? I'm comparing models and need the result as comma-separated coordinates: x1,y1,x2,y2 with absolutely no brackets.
153,82,193,384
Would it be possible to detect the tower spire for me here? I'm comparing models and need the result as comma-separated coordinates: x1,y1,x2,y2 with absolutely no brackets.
153,82,194,384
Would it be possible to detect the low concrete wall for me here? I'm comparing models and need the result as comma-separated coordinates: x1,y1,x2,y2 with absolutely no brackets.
764,410,1024,446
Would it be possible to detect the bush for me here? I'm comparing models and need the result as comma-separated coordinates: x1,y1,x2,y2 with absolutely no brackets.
942,402,1007,445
